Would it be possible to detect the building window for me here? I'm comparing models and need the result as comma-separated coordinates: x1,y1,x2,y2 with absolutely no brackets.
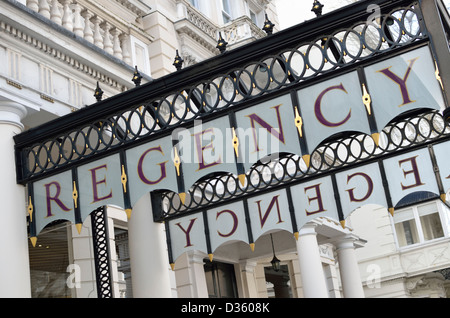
204,260,238,298
393,200,447,248
250,10,258,24
188,0,199,8
245,1,264,26
222,0,232,23
130,36,151,76
29,221,71,298
115,228,132,298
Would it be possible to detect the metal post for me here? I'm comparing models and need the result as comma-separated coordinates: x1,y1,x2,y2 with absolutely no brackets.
91,206,114,298
419,0,450,120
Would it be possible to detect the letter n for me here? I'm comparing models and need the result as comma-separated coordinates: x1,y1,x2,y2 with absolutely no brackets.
256,195,284,229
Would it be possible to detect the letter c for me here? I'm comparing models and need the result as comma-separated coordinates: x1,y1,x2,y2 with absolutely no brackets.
315,83,352,127
216,209,239,238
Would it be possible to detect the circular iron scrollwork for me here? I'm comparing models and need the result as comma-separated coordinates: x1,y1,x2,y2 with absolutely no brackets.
20,4,426,182
157,110,450,220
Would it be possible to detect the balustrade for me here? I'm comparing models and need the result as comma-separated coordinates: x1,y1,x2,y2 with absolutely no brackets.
28,0,267,69
26,0,132,65
221,15,266,46
177,0,266,50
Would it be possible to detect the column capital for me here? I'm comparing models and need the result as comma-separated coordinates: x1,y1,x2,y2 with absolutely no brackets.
335,234,365,251
298,220,322,237
187,250,208,264
239,259,258,272
0,101,27,130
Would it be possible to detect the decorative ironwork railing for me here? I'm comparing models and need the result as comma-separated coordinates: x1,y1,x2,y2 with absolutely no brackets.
14,0,430,185
155,110,450,221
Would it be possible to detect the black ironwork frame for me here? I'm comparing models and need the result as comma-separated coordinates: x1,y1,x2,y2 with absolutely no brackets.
14,0,431,185
13,0,450,298
154,110,450,221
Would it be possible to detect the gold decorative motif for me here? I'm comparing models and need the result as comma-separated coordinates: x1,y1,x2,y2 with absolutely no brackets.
179,192,186,205
173,147,181,176
76,224,82,235
30,237,37,247
302,154,311,168
208,254,214,262
388,207,394,217
238,174,246,187
232,127,240,158
121,165,128,193
6,79,22,89
435,61,443,89
371,133,380,147
362,84,372,115
294,107,303,138
27,196,33,222
126,209,132,219
40,94,54,103
72,181,78,208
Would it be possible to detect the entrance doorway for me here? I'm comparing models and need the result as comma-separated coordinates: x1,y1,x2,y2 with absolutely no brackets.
264,265,292,298
204,260,238,298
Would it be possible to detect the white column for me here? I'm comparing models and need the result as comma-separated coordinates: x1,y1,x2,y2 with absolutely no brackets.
187,251,209,298
296,222,329,298
174,251,209,298
237,260,258,298
0,101,30,298
128,194,172,298
336,236,365,298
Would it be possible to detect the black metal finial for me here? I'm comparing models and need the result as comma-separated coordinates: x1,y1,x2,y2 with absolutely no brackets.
262,14,275,35
132,66,143,87
94,81,103,102
173,50,184,71
216,32,228,54
311,0,324,17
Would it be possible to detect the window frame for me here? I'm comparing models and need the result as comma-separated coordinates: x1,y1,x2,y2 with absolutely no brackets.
392,199,450,250
221,0,233,24
188,0,200,9
129,36,151,77
204,260,238,298
245,0,264,27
